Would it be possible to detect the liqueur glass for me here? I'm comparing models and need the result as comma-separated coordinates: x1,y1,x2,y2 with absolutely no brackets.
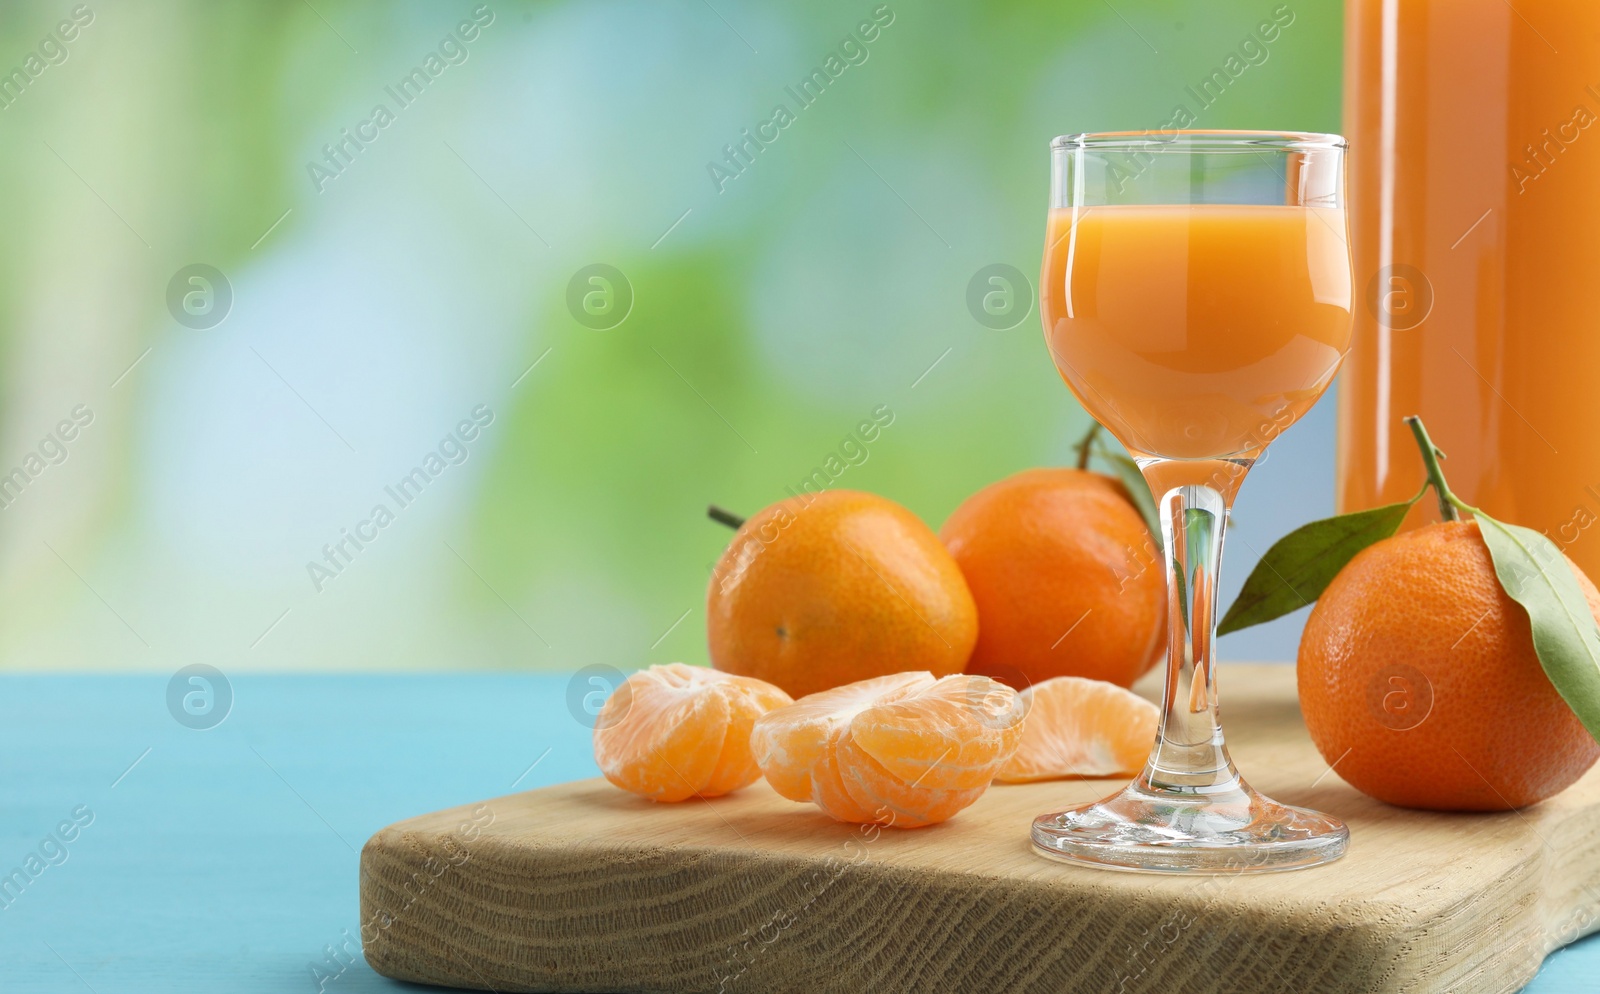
1033,131,1353,872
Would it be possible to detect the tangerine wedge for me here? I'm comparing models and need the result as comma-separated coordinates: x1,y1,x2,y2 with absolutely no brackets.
752,672,1024,828
996,676,1157,783
593,663,792,802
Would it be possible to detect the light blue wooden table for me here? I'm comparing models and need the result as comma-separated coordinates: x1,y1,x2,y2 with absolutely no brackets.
2,673,1594,993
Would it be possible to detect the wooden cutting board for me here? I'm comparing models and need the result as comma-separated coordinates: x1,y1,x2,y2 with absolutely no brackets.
358,664,1600,994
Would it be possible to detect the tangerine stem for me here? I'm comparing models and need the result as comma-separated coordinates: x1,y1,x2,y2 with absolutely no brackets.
1404,415,1460,523
707,505,746,530
1073,421,1101,471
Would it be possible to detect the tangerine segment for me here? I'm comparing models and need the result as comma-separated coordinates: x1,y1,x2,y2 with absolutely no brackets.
753,672,935,803
833,733,992,829
996,676,1158,783
752,673,1023,828
849,675,1026,790
593,663,792,802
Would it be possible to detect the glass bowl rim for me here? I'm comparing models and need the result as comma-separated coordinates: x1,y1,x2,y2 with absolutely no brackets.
1051,130,1346,151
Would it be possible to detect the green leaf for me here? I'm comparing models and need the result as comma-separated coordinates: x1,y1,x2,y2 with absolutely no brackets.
1217,500,1415,636
1472,511,1600,743
1175,507,1216,633
1096,448,1162,550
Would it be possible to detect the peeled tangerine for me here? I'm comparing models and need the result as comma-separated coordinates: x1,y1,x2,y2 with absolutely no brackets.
752,672,1024,828
997,676,1158,783
593,663,792,802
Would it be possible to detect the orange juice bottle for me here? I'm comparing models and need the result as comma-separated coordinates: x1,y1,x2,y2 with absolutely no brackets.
1042,204,1352,465
1341,0,1600,579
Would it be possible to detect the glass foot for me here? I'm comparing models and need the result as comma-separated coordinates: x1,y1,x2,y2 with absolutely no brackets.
1031,773,1349,874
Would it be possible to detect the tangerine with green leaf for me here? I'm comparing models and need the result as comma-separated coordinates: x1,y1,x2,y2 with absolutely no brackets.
1300,518,1600,810
1270,418,1600,810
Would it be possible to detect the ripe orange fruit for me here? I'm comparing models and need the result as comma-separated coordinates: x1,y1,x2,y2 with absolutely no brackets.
1299,520,1600,811
708,490,979,700
751,671,1023,828
939,468,1165,690
996,676,1158,783
593,663,792,802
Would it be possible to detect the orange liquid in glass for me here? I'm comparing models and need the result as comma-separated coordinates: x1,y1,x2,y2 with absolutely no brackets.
1042,204,1353,469
1341,0,1600,579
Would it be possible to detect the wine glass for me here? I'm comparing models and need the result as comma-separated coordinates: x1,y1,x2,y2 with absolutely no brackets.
1034,131,1352,872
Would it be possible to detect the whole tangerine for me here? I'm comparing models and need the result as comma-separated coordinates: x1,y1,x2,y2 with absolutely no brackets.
1298,520,1600,811
939,467,1165,690
707,490,978,700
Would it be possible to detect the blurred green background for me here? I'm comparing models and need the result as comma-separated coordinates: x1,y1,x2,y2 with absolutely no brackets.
0,0,1342,672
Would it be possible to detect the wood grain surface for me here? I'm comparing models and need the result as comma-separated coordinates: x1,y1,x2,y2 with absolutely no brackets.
359,664,1600,994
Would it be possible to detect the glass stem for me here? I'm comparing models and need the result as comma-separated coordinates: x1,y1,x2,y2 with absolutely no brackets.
1144,478,1241,793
